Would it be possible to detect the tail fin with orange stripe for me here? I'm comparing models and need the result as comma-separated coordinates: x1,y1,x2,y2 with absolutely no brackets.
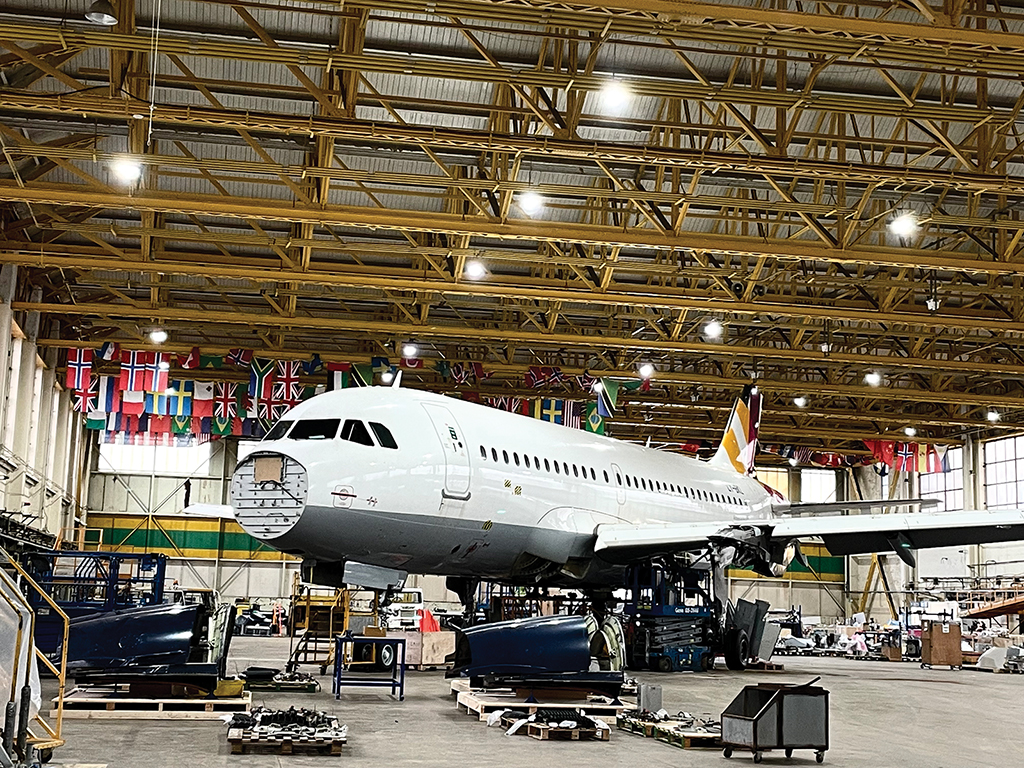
709,385,761,475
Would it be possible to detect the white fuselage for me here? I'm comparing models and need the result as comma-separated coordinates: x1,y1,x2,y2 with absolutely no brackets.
230,387,775,584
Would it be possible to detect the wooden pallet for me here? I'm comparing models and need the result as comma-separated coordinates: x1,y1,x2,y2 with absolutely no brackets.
526,722,609,742
456,690,631,724
55,687,252,720
227,728,345,755
246,680,319,693
653,725,721,749
745,660,785,671
616,716,662,738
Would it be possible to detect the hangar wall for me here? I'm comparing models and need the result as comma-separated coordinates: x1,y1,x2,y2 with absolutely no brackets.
0,265,84,541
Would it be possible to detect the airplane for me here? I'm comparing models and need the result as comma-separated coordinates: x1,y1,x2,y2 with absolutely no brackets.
230,383,1024,666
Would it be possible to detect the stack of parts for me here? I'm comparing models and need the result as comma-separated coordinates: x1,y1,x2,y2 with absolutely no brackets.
227,706,348,741
487,706,611,737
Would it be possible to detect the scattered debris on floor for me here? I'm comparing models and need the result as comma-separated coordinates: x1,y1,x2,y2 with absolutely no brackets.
240,667,321,692
617,708,722,749
225,706,348,755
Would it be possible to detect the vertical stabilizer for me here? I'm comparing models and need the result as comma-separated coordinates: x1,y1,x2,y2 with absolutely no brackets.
709,385,761,475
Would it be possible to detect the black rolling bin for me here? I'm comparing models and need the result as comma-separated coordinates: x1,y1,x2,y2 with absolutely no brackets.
720,678,829,763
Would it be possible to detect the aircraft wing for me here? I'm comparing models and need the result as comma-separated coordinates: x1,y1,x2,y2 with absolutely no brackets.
594,508,1024,564
773,498,938,515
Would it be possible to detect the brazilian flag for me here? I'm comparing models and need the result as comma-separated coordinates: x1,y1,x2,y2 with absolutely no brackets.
585,402,605,435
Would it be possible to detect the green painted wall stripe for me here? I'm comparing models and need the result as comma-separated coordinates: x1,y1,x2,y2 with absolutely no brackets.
101,526,265,555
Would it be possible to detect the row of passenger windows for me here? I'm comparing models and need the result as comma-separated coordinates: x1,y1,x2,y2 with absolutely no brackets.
478,445,744,506
265,418,398,449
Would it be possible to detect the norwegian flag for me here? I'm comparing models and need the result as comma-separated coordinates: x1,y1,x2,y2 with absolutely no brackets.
227,348,253,366
575,373,598,391
894,442,917,472
147,352,170,392
66,348,94,391
177,347,200,369
214,382,240,419
274,361,302,407
73,377,99,414
524,366,563,388
119,350,152,391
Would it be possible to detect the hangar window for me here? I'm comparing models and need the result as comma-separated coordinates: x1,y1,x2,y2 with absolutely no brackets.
922,447,964,511
338,419,373,446
291,419,341,440
544,458,550,472
491,448,498,461
265,420,293,440
369,422,398,449
502,450,509,464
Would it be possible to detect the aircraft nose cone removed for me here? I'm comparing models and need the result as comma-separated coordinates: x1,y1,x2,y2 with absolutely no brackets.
231,451,309,541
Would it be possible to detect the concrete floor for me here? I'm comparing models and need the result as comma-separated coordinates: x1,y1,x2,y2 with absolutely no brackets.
47,636,1016,768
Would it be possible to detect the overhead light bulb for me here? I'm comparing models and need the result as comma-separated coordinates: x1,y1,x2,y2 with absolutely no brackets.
888,211,920,238
592,381,603,393
112,158,142,183
599,79,631,113
165,387,177,396
85,0,118,25
925,296,940,312
704,319,724,339
464,260,487,279
793,396,808,408
381,371,394,384
402,343,418,358
864,371,882,387
638,363,654,379
148,329,167,343
518,190,544,216
788,457,799,466
904,426,917,437
987,410,1000,422
157,360,170,371
820,342,832,354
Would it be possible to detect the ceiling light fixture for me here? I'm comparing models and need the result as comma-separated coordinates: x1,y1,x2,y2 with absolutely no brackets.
592,381,603,393
904,426,917,437
381,371,394,384
85,0,118,25
864,371,882,387
788,457,799,467
638,363,654,379
793,396,808,408
703,319,724,339
518,190,544,216
112,158,142,184
888,210,920,238
599,79,631,113
148,329,168,344
157,360,170,371
402,343,418,358
987,410,1000,422
464,260,487,280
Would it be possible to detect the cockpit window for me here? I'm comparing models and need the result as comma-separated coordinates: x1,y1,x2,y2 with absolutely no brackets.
340,419,374,446
369,422,398,449
264,420,292,440
288,419,340,440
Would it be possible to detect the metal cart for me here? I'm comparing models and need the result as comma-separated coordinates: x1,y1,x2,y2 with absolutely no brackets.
721,678,829,763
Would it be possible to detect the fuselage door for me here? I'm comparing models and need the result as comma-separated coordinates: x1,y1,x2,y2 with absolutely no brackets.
610,462,626,506
422,403,472,500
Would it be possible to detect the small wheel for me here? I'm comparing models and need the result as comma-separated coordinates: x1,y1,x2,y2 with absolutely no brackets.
816,751,825,763
753,752,763,764
658,656,674,673
723,747,733,758
785,748,794,758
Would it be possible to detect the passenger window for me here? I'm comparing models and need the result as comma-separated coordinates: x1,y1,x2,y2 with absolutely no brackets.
544,458,550,472
641,478,647,491
590,468,597,481
503,450,509,464
513,453,520,466
480,446,486,458
534,456,541,470
604,470,609,483
369,422,398,449
684,488,689,498
289,419,340,440
339,419,372,446
616,473,622,485
554,462,560,474
573,465,579,477
633,476,639,488
655,481,661,492
563,462,569,475
625,475,631,488
265,420,292,440
491,448,498,461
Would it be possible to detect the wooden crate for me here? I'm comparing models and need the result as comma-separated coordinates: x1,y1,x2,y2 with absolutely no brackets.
526,722,609,742
227,728,345,755
653,725,721,749
922,622,963,668
386,630,455,669
56,687,251,720
456,689,631,724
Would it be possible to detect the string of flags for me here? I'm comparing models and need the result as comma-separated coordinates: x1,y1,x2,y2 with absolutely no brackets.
862,440,950,473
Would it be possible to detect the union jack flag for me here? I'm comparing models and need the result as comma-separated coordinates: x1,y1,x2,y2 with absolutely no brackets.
66,348,93,391
486,396,527,414
214,382,240,419
72,377,98,414
274,361,302,407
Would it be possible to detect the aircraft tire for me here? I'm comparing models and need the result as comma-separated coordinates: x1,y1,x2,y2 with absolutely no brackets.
724,628,749,671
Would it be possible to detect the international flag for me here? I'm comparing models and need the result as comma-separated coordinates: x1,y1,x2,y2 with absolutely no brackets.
564,400,582,429
326,362,351,391
371,356,391,373
575,373,598,391
172,416,193,434
486,396,528,415
211,416,234,436
349,364,372,387
863,440,895,467
534,398,565,424
147,352,169,392
249,357,275,399
196,417,212,435
66,348,93,391
72,377,98,414
98,341,120,361
167,380,193,417
177,347,200,369
149,415,171,434
199,355,224,369
85,412,106,430
450,363,473,385
302,354,322,375
933,444,950,473
227,348,253,366
120,390,146,415
214,382,242,418
585,402,605,435
275,361,302,407
145,391,168,415
401,357,424,369
597,379,620,418
433,360,451,380
192,381,214,418
894,442,916,472
524,366,563,388
95,375,120,413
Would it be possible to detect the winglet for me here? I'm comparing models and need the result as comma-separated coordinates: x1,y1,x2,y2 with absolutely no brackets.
709,384,761,475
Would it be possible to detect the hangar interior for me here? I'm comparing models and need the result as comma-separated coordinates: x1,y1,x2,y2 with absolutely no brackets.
1,0,1024,765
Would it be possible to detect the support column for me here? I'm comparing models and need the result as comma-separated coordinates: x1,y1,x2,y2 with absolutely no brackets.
9,288,42,525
